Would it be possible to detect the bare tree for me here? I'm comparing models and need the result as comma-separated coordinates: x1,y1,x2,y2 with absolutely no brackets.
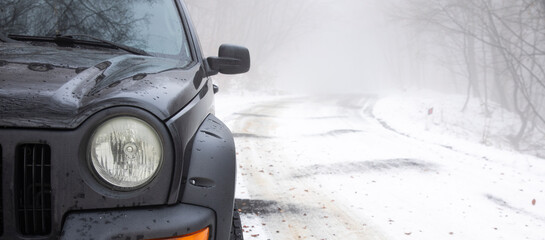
1,0,158,48
402,0,545,151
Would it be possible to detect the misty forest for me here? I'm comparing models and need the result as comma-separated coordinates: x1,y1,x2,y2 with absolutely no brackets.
187,0,545,155
186,0,545,239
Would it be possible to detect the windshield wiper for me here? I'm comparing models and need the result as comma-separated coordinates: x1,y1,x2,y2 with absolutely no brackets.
55,34,150,56
0,32,18,43
8,34,149,56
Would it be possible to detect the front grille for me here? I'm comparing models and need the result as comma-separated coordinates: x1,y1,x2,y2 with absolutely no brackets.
1,145,3,237
16,144,52,236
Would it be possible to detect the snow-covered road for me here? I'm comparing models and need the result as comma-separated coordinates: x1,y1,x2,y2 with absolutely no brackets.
216,93,545,240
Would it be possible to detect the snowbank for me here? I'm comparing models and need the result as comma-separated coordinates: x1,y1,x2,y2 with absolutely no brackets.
372,89,543,157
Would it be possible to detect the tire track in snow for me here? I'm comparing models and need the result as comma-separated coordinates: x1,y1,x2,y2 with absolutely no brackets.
291,158,437,179
229,96,387,239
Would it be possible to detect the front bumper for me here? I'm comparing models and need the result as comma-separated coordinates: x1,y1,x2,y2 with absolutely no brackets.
61,203,215,240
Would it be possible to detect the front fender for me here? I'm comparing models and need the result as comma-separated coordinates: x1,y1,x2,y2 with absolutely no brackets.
180,114,236,240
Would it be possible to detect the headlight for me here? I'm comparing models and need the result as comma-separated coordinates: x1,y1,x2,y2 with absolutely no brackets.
88,116,163,190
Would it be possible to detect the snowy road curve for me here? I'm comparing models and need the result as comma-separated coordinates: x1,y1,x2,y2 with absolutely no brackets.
216,94,545,240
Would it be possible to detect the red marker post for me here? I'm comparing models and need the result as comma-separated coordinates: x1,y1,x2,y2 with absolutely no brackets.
426,107,434,130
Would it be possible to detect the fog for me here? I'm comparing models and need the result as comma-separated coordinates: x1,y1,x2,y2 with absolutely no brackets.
185,0,449,94
186,0,545,152
185,1,545,238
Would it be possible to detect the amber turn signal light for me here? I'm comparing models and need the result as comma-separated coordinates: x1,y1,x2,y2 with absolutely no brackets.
146,227,210,240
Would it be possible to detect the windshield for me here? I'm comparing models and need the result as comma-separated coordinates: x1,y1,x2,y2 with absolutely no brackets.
0,0,190,58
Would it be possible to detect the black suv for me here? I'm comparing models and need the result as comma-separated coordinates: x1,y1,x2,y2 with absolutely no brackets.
0,1,249,239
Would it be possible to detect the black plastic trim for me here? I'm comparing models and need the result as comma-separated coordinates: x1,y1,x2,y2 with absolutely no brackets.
15,144,52,236
60,203,215,240
0,145,3,237
181,115,237,240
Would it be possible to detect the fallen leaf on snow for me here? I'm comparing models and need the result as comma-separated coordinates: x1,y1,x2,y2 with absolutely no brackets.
532,199,536,205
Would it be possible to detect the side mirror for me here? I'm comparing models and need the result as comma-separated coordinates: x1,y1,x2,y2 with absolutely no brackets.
206,44,250,75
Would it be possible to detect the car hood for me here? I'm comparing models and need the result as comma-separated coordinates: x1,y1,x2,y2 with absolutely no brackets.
0,42,204,129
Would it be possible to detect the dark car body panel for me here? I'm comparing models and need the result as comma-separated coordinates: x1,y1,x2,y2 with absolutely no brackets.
179,115,237,239
0,42,205,129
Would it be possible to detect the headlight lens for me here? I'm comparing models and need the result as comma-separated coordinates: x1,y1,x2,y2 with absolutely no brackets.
88,116,163,189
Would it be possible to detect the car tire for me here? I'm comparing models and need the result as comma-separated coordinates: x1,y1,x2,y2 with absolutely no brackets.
230,207,244,240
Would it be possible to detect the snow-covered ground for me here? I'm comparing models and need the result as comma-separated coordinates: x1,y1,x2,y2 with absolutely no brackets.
215,89,545,240
373,89,545,156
